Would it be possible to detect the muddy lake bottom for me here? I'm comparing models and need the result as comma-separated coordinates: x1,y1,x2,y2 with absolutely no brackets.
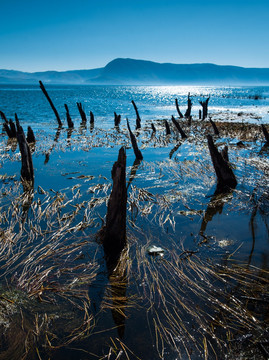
0,110,269,358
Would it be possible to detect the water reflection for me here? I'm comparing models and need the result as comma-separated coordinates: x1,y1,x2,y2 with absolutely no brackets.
200,192,233,237
106,249,128,339
44,126,62,164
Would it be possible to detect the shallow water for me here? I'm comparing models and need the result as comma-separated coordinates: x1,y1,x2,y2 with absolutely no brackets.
0,85,268,359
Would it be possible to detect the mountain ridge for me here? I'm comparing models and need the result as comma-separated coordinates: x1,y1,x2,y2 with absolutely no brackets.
1,58,269,85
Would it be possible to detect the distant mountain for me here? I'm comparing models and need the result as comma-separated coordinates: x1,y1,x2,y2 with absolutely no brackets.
1,58,269,85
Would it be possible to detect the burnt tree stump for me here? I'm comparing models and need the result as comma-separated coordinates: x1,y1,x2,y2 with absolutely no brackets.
77,102,87,123
127,119,143,160
151,123,156,133
64,104,74,129
1,111,16,138
39,81,62,127
103,147,127,262
261,124,269,144
165,120,171,135
26,126,35,143
175,99,183,118
184,93,192,118
171,116,187,139
200,96,210,120
0,110,8,124
15,114,34,184
209,118,220,136
114,112,121,127
207,135,237,193
131,100,141,129
90,111,94,125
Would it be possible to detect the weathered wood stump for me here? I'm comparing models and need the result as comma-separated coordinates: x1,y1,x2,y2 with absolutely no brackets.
26,126,35,143
171,116,187,139
261,124,269,144
1,112,17,138
184,92,192,118
175,99,183,118
209,117,220,136
15,114,34,185
114,112,121,127
151,123,156,133
207,135,237,193
103,147,127,264
127,119,143,160
165,120,171,135
39,81,62,127
77,102,87,123
199,109,202,120
90,111,94,125
200,96,210,120
131,100,141,129
64,104,74,129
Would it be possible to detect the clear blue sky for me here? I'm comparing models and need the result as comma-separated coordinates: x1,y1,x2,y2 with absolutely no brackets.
0,0,268,71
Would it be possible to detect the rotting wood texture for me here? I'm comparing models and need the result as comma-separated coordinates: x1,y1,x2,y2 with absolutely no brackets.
103,147,127,264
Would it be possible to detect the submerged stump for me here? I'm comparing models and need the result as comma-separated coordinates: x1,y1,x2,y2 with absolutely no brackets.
131,100,141,129
207,135,237,193
15,114,34,185
127,119,143,160
103,147,127,263
39,81,62,127
171,115,187,139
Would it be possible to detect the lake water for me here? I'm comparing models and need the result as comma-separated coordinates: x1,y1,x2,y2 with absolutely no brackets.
0,85,268,359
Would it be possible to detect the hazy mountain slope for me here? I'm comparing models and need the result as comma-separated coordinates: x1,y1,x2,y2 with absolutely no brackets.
1,58,269,85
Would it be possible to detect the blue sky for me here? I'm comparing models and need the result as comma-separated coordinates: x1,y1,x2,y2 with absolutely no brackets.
0,0,268,71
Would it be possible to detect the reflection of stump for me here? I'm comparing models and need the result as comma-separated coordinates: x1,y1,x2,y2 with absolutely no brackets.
207,135,237,193
103,147,127,264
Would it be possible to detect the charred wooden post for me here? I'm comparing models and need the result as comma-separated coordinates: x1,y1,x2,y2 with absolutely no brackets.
39,81,62,127
171,115,187,139
127,119,143,160
26,126,35,143
151,123,156,133
77,102,87,123
114,112,121,127
15,114,34,184
131,100,141,129
90,111,94,125
261,124,269,144
207,135,237,193
103,147,127,263
64,104,74,129
9,119,17,137
199,109,202,120
199,96,210,120
175,99,183,118
184,92,192,118
3,122,13,138
209,117,220,136
0,110,8,124
165,120,171,135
